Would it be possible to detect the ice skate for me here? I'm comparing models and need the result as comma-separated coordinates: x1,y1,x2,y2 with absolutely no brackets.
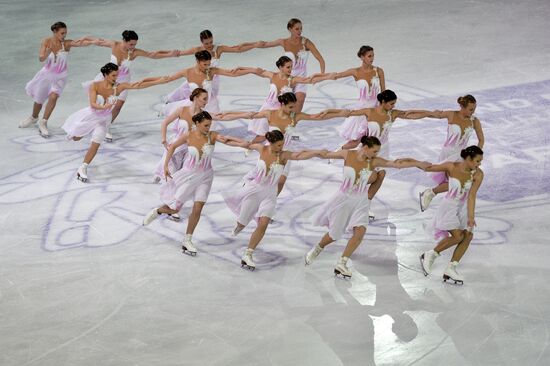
19,116,38,128
419,188,435,212
419,249,439,276
305,244,323,265
182,234,197,256
38,118,49,137
104,130,113,143
334,256,352,279
76,163,88,182
443,261,464,285
152,176,161,184
231,223,244,237
368,210,375,221
167,213,181,221
143,208,160,225
240,248,256,270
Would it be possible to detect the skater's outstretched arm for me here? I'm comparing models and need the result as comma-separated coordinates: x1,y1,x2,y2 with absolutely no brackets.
255,39,284,49
118,76,171,91
330,68,357,81
85,37,115,48
423,161,454,173
218,41,265,54
473,117,484,149
402,110,445,119
373,157,431,170
296,111,346,122
211,67,264,77
284,150,327,161
175,46,202,57
316,149,348,161
162,68,190,83
467,169,484,228
67,36,100,48
212,132,250,148
134,48,180,59
213,111,256,121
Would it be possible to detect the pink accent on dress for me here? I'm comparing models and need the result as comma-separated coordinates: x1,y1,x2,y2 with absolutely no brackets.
223,157,285,225
160,137,215,211
362,111,393,160
91,54,133,101
25,43,69,104
338,70,381,141
62,93,117,143
283,37,309,94
313,165,374,240
433,174,474,240
163,78,219,117
432,121,475,185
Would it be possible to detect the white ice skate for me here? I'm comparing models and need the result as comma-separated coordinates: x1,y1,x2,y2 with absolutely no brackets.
76,163,88,182
167,213,181,221
334,256,352,279
419,249,440,276
19,116,38,128
152,176,161,184
104,131,113,143
419,188,435,212
182,234,197,256
443,261,464,285
143,208,160,225
38,119,49,137
231,223,244,237
241,248,255,270
305,244,323,265
369,211,375,221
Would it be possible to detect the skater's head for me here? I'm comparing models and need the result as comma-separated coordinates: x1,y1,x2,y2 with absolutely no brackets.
278,92,297,113
357,45,374,65
266,130,285,152
461,145,483,169
121,30,138,51
50,22,67,41
192,111,213,133
100,62,119,83
457,94,477,117
377,90,398,110
287,18,302,37
199,30,214,50
360,136,381,158
195,50,212,71
276,56,293,76
190,88,209,108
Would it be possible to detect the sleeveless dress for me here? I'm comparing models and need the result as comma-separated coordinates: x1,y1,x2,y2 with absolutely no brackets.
223,155,285,225
91,53,133,101
163,74,218,117
313,158,374,240
338,68,381,140
248,78,294,135
25,41,68,104
364,110,394,160
159,134,215,210
283,37,309,94
432,117,475,185
62,85,118,143
433,171,475,240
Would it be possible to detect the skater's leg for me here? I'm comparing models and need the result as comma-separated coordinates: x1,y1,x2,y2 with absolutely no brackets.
83,142,101,164
434,229,464,253
342,225,366,258
110,99,125,124
277,175,287,196
42,93,59,120
186,201,205,235
157,204,179,216
367,170,386,200
433,182,448,195
32,103,42,118
294,92,306,113
450,230,473,262
247,216,270,250
318,233,336,248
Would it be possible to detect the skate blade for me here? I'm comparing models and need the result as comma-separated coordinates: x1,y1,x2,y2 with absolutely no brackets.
77,174,88,183
104,137,113,143
291,136,300,141
240,260,255,271
419,192,426,212
168,214,181,222
182,247,197,256
369,215,375,221
39,132,50,138
334,269,351,279
443,274,463,285
419,254,429,276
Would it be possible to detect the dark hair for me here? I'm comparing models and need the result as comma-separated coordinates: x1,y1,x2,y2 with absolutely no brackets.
195,50,212,61
190,88,208,101
100,62,119,76
357,45,373,58
276,56,292,68
377,89,397,103
122,30,138,42
265,130,285,143
457,94,477,108
460,145,483,160
287,18,302,29
277,92,297,105
200,30,213,41
192,111,212,124
360,136,381,147
51,22,67,32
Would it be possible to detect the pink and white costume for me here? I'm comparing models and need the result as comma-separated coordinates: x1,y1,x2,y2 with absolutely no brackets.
223,156,285,224
153,101,193,180
283,37,309,94
160,134,215,211
352,110,393,160
248,80,293,135
93,54,132,101
25,42,68,104
338,68,381,141
163,78,218,117
433,171,474,240
432,119,475,185
313,162,374,240
62,91,117,143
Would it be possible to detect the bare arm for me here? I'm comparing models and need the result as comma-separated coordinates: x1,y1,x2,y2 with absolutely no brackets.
86,37,115,48
256,39,284,49
134,48,179,59
176,46,202,57
66,36,99,48
160,109,182,148
296,111,346,122
378,68,386,91
332,68,358,80
214,111,256,121
217,41,264,55
467,169,484,227
38,39,51,62
284,150,327,161
316,149,348,161
423,161,454,173
402,110,444,119
214,133,250,148
473,117,484,149
88,84,112,110
212,66,265,77
163,69,189,83
306,39,325,73
117,76,171,91
373,157,431,170
164,133,189,179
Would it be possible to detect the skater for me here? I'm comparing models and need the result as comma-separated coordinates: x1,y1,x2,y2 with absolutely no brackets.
415,95,485,211
304,136,430,278
254,18,326,112
142,111,250,255
222,130,325,270
62,62,172,182
419,145,484,285
20,21,97,137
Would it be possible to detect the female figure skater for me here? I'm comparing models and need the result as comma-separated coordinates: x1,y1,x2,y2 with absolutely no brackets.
20,22,97,137
142,111,250,255
419,146,484,285
162,50,260,116
304,136,430,278
223,130,325,270
416,95,484,211
62,63,171,182
88,30,180,141
255,18,326,112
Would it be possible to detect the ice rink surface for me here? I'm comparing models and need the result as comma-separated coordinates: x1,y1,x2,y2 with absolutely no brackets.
1,0,550,365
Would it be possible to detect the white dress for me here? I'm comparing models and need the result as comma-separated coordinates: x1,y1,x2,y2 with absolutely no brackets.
91,54,133,101
25,42,69,104
283,37,309,94
248,79,294,135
